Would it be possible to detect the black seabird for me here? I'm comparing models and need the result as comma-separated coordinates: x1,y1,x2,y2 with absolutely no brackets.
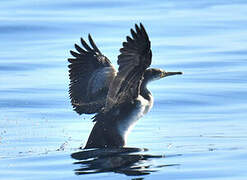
68,23,182,149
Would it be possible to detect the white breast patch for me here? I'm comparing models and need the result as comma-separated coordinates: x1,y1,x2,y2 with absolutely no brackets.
117,94,153,144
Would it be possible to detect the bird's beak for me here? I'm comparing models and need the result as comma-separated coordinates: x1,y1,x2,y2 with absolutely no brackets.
161,71,183,78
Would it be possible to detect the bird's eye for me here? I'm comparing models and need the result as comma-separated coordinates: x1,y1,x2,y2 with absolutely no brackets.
160,71,165,78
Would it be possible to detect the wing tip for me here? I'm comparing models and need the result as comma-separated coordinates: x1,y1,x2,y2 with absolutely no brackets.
88,34,102,54
68,58,76,63
129,23,149,40
70,50,80,57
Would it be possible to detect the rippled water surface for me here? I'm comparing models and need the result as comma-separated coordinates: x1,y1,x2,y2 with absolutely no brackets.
1,0,247,179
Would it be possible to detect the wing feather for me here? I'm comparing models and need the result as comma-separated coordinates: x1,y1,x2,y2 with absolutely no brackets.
68,35,116,115
104,23,152,112
88,34,102,54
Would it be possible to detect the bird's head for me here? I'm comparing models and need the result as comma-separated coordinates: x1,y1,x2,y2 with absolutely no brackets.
143,68,182,83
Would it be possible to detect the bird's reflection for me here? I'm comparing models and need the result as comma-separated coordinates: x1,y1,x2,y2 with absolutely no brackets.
71,147,180,176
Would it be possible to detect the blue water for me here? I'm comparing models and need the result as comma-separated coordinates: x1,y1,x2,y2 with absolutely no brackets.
1,0,247,179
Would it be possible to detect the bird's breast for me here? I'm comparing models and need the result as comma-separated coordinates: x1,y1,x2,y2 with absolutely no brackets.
117,95,153,143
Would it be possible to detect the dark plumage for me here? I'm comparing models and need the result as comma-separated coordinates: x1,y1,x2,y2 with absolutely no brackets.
68,35,116,114
68,23,182,149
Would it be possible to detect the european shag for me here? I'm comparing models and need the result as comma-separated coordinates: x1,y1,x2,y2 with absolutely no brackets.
68,23,182,149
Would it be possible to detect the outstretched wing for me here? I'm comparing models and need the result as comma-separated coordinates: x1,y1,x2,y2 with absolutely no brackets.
104,23,152,112
68,34,116,115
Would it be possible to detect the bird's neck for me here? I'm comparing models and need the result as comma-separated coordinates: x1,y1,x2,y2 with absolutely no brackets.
140,79,152,101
